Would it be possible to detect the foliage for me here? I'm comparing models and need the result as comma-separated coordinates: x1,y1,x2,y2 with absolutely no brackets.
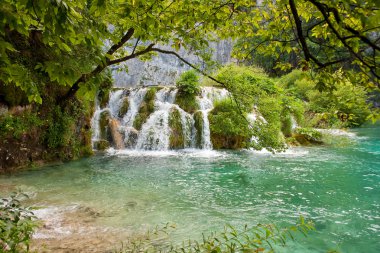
212,65,293,151
175,70,201,113
231,0,379,90
117,217,315,253
209,99,250,149
0,193,38,253
295,128,323,143
0,111,43,139
0,0,249,103
279,69,372,128
176,70,201,95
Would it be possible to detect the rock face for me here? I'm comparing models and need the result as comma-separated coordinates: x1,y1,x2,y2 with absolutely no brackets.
112,40,233,87
108,119,125,149
125,127,139,148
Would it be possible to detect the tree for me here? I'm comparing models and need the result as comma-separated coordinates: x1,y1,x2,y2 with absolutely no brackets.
1,0,254,104
231,0,380,89
1,0,378,112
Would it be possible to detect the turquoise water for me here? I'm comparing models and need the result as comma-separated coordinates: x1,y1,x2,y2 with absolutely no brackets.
0,126,379,252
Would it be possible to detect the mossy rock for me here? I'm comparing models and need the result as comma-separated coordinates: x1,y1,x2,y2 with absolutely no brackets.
285,136,301,147
94,140,110,150
118,97,130,117
98,89,110,109
169,107,184,149
174,92,199,114
210,134,246,149
133,88,157,130
193,111,204,148
145,87,157,102
293,128,323,145
99,111,111,140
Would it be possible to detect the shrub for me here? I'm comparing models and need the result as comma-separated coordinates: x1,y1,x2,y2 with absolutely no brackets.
175,70,200,113
0,193,38,253
176,70,200,95
279,69,372,128
209,99,251,149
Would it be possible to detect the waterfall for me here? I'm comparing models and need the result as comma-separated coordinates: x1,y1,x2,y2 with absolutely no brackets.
135,88,176,150
122,88,147,126
92,86,230,151
197,87,229,149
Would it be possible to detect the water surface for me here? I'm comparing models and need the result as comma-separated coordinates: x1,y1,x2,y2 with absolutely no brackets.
0,127,379,252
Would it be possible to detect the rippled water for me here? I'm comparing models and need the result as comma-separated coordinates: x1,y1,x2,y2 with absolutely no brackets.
0,126,379,252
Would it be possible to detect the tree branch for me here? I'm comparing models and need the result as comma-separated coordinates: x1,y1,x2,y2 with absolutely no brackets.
288,0,324,67
61,28,135,101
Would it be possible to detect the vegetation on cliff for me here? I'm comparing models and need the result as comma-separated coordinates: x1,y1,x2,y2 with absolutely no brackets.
133,88,157,130
175,70,200,114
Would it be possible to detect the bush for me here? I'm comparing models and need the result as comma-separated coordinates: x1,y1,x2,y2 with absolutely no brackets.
175,70,200,113
0,193,38,253
209,99,251,149
176,70,200,95
279,69,372,128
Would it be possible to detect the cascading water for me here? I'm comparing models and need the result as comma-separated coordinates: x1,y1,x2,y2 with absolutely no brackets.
92,86,230,151
135,88,177,150
196,87,228,149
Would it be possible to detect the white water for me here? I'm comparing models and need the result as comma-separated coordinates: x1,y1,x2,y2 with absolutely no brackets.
92,86,234,151
197,87,229,149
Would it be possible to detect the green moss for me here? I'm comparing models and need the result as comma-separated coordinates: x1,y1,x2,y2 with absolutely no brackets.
169,108,184,149
193,111,204,148
98,89,110,109
0,111,43,139
175,93,199,113
118,98,130,117
145,87,157,102
99,110,111,140
133,88,156,130
94,140,110,150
